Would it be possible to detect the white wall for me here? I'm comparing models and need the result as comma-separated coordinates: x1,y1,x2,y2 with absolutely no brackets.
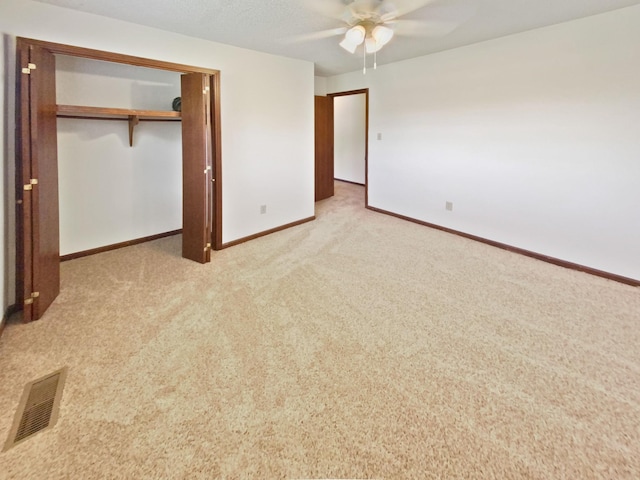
314,76,327,96
0,0,315,310
334,93,366,184
327,5,640,281
57,56,182,255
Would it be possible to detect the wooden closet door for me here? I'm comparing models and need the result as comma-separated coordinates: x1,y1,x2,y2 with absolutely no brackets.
314,96,334,201
181,73,212,263
17,44,60,321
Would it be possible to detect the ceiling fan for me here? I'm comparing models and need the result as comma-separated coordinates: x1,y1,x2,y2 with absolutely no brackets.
300,0,473,72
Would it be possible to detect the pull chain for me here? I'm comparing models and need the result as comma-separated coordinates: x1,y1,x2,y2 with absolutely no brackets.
363,44,366,75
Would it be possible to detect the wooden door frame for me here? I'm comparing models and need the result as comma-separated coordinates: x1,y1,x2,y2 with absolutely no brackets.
15,37,223,315
327,89,369,206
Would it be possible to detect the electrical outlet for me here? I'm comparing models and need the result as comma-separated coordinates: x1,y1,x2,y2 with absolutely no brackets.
445,201,453,211
260,205,267,214
377,132,382,140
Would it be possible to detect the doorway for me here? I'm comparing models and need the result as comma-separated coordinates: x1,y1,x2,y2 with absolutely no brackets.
333,92,367,186
314,89,369,205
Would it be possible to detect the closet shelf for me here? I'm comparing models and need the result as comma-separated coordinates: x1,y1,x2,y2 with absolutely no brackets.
56,104,181,120
56,105,181,146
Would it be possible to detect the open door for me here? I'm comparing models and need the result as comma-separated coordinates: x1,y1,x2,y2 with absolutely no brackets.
314,96,334,201
181,73,213,263
16,43,60,322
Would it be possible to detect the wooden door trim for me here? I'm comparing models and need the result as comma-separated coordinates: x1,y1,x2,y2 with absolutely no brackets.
328,89,369,207
210,72,223,250
17,38,220,75
328,89,369,98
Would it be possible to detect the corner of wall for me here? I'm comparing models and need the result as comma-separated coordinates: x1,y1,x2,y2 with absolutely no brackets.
314,76,328,96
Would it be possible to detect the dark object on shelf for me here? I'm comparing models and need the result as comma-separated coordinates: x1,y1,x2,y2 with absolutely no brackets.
172,97,182,112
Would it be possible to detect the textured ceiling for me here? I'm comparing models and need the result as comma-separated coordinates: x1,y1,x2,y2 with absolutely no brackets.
34,0,640,76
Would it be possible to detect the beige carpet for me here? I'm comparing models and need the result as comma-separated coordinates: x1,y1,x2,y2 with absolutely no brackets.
0,181,639,479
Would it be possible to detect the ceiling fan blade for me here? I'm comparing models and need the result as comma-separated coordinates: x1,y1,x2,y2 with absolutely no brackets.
390,19,458,37
377,0,439,22
343,2,366,24
388,1,477,37
280,27,348,44
301,0,350,21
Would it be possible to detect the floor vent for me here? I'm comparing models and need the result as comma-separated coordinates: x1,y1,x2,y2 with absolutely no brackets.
3,367,68,451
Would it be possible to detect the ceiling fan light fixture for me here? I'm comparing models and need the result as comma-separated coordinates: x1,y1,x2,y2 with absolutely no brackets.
372,25,394,47
346,25,366,44
339,37,359,53
365,37,382,53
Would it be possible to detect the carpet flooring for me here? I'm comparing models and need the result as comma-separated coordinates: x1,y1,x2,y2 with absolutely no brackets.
0,181,639,479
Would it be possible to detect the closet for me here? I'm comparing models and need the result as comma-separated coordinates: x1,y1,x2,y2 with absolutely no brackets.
15,37,222,322
56,56,183,257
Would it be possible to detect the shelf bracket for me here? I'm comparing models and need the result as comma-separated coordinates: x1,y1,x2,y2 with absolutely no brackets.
128,115,139,147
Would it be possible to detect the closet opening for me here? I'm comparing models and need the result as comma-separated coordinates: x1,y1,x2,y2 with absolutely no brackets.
56,56,184,260
15,37,222,322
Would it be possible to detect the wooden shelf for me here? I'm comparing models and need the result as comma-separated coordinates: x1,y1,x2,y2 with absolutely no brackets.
56,104,181,120
56,105,181,146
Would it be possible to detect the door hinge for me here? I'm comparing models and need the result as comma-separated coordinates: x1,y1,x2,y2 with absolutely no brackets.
203,243,212,252
21,63,37,74
24,292,40,305
23,179,38,190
